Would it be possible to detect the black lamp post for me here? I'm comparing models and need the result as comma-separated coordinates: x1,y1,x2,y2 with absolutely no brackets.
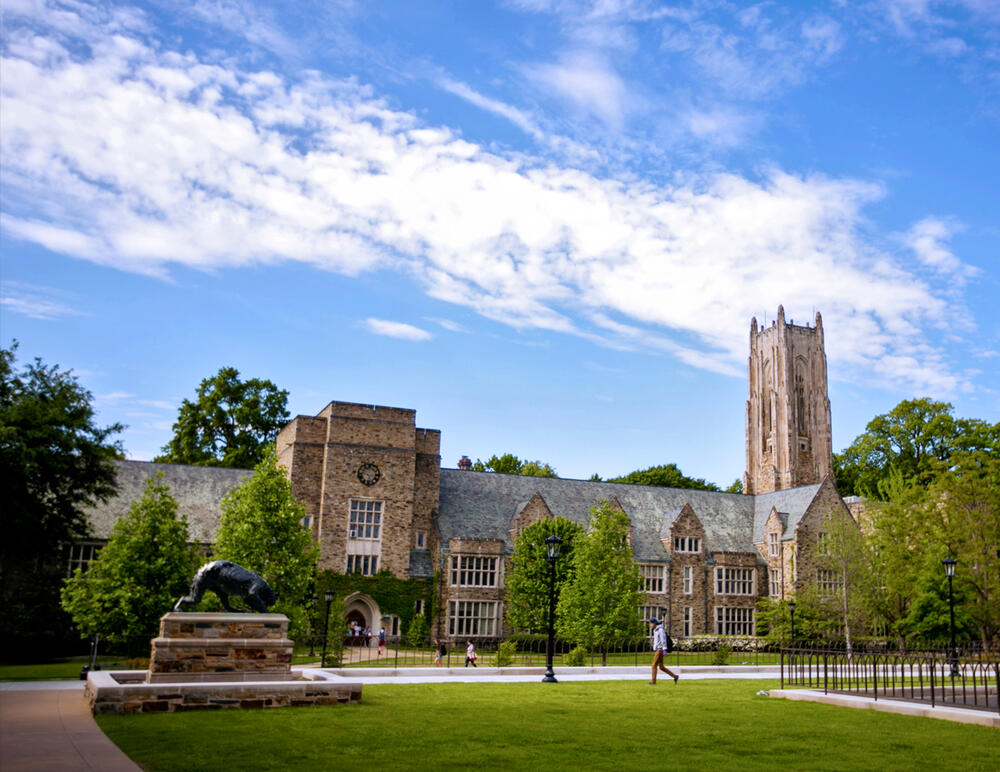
320,589,334,669
542,533,563,683
308,595,318,657
788,601,796,646
942,557,958,679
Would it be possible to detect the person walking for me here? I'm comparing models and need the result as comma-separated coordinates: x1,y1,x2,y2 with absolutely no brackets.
377,627,386,657
433,639,446,666
648,618,679,685
465,640,478,667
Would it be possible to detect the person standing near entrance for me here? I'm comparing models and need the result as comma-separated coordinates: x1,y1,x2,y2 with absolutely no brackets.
378,627,386,657
648,618,679,685
465,640,477,667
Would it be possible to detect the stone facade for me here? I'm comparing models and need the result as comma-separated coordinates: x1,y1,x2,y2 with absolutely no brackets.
744,306,833,494
83,307,856,644
275,402,440,579
147,613,293,683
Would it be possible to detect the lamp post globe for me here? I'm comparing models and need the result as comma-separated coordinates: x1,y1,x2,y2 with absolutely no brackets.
942,558,959,679
543,534,563,683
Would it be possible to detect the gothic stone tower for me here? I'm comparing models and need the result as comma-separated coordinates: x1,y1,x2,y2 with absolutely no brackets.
744,306,833,494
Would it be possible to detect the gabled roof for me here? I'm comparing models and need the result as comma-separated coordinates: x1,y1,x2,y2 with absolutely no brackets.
438,470,756,560
752,483,823,542
84,460,250,544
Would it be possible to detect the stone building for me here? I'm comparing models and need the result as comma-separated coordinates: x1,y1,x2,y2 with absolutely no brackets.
82,307,854,642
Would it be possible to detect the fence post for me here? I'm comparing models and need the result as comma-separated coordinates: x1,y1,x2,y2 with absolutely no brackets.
780,649,784,690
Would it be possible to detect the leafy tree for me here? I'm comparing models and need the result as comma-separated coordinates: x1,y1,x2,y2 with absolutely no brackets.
156,366,289,469
212,445,319,638
505,516,585,633
725,479,743,494
406,613,430,647
833,398,999,499
917,450,1000,647
1,342,123,657
814,507,871,655
556,501,644,657
471,453,557,477
60,476,199,655
608,463,720,491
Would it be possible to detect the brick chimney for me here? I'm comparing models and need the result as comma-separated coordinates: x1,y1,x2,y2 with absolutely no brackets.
458,455,472,470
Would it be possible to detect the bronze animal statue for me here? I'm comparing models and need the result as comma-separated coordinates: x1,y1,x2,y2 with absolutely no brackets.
174,560,277,613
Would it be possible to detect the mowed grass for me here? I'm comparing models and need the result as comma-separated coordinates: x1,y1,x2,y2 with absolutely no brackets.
0,656,127,681
97,680,1000,772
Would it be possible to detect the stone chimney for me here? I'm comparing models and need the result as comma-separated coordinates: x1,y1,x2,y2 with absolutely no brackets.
457,455,472,471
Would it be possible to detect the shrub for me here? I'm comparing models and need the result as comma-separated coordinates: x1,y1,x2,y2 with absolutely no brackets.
564,645,587,666
495,640,517,667
405,613,429,648
712,643,732,666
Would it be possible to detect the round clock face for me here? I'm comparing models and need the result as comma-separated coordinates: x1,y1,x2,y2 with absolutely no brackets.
357,462,381,486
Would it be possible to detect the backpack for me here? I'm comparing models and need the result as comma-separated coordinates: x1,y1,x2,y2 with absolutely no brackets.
664,633,674,653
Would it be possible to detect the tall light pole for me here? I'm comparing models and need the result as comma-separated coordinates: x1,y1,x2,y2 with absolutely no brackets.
942,557,958,679
308,595,318,657
542,534,563,683
321,589,334,669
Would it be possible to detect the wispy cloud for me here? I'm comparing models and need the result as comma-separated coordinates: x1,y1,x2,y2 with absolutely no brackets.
0,2,981,396
364,318,433,341
0,280,85,320
520,51,632,129
901,217,976,282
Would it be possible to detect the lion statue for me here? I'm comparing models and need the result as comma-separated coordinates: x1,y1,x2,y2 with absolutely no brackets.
174,560,277,613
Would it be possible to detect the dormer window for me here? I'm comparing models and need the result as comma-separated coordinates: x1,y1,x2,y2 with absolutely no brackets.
768,532,779,557
673,536,701,553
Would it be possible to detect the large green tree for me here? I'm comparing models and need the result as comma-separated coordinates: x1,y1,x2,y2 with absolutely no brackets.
834,398,999,499
471,453,557,477
556,501,644,654
156,366,290,469
61,476,199,655
608,463,720,491
1,342,123,657
212,446,319,638
504,516,585,633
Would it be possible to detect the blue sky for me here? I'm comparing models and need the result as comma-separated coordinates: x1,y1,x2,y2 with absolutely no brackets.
2,0,998,487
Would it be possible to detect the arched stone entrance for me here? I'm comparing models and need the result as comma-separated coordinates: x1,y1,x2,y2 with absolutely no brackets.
344,592,381,647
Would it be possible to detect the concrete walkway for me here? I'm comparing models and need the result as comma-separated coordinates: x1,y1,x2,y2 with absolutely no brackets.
0,683,140,771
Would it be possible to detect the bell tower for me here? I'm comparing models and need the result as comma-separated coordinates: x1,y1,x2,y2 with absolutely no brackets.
744,306,832,494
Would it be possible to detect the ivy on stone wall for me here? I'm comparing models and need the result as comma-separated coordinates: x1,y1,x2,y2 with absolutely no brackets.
317,569,432,633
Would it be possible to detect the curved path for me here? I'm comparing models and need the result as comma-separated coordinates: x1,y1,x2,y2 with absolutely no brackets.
0,682,140,771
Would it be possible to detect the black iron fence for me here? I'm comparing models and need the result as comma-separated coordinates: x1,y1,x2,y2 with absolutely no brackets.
780,644,1000,715
329,634,781,669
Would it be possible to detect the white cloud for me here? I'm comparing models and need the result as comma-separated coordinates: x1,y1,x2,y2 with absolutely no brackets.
521,51,632,129
0,3,978,396
0,280,85,320
364,318,433,341
901,217,977,282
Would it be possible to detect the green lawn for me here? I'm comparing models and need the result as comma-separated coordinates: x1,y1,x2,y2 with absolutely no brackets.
0,656,127,681
97,680,1000,771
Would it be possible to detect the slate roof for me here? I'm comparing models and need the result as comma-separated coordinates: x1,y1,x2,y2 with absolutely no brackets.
437,470,789,562
408,550,434,578
751,483,822,543
83,462,826,565
84,460,250,544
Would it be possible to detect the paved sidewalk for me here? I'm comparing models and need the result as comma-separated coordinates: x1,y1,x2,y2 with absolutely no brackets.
0,684,140,771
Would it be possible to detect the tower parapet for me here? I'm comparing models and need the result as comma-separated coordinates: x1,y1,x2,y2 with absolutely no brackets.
744,307,833,494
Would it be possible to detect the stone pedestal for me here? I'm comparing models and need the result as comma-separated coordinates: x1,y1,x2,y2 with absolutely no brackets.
147,612,293,683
